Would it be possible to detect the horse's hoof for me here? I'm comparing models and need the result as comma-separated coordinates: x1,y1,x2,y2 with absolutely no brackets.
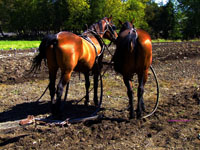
136,113,142,119
129,112,135,119
52,113,62,120
136,109,142,119
94,101,98,107
84,101,89,106
142,104,146,112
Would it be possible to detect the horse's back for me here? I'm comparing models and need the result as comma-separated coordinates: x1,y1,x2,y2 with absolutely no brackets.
54,32,83,72
136,29,152,70
57,31,82,51
136,29,152,49
77,37,101,71
114,29,152,76
55,31,99,73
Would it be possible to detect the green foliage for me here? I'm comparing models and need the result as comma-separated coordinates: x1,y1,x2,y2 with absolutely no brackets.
121,0,149,29
103,0,124,25
0,0,199,40
65,0,90,33
145,0,182,39
89,0,106,23
178,0,200,39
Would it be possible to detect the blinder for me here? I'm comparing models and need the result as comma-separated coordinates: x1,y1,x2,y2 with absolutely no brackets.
103,19,117,40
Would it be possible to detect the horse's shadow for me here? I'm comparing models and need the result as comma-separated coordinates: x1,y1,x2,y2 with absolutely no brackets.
0,99,99,123
0,100,50,122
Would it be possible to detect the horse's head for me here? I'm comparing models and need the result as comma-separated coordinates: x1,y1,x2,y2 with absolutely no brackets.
89,16,118,42
118,19,135,34
101,16,118,41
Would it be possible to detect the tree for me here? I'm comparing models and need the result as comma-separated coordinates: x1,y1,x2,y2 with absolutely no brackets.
145,1,162,38
0,0,14,34
145,0,179,39
178,0,200,39
159,0,176,39
103,0,123,25
121,0,149,29
65,0,90,33
89,0,106,24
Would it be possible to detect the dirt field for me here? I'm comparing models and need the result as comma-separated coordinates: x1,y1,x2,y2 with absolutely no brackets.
0,42,200,149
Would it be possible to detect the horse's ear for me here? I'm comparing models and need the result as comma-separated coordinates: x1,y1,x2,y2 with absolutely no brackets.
109,15,113,20
118,20,123,25
131,19,135,25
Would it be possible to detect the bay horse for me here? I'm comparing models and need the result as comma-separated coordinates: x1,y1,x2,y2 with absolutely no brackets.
112,20,152,119
31,16,117,118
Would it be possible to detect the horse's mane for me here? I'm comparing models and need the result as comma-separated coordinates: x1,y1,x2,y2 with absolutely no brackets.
88,17,110,33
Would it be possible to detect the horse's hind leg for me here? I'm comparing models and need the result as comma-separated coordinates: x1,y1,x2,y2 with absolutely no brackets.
123,77,135,119
84,73,90,106
49,68,58,112
53,71,71,118
63,82,69,102
137,71,148,118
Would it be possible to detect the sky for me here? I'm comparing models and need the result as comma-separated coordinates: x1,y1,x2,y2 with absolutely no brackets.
154,0,169,5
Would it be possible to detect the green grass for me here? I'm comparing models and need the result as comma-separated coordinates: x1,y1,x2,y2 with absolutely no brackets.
0,40,40,50
0,38,199,51
152,39,182,43
152,38,200,43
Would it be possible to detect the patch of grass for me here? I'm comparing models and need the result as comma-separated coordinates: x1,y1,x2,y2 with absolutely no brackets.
0,40,40,50
106,91,112,95
152,38,200,43
11,89,20,95
152,39,182,43
188,38,200,42
103,39,112,45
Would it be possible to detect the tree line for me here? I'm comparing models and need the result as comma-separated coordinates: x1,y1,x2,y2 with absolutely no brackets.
0,0,199,40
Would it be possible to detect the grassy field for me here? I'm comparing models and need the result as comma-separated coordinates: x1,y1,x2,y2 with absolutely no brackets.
0,39,199,50
0,40,40,50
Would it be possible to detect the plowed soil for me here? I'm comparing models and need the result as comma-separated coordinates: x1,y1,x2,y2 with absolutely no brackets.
0,42,200,149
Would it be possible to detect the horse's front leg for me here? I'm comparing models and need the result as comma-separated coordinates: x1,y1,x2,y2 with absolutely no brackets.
93,70,99,106
93,56,103,107
93,58,104,107
123,77,135,119
84,73,90,106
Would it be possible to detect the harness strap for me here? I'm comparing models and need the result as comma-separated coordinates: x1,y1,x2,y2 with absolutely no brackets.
80,29,106,62
81,35,98,57
129,28,138,39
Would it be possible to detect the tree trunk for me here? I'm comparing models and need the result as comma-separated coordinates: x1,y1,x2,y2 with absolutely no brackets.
0,26,5,37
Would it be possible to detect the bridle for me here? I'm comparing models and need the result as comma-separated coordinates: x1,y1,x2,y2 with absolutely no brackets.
100,18,117,41
89,18,117,41
80,18,117,60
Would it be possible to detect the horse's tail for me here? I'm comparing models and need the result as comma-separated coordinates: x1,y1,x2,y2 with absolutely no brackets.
129,31,138,61
30,34,57,73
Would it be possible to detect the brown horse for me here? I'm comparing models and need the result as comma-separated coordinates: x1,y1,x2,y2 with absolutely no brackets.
112,20,152,119
31,16,117,118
